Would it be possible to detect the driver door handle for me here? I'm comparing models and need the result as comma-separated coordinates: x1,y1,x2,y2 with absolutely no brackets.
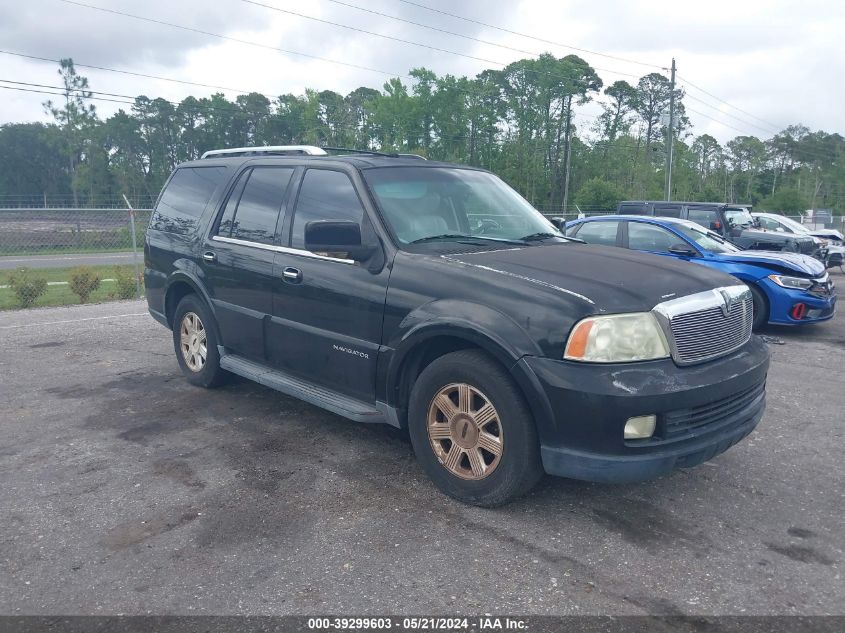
282,267,302,283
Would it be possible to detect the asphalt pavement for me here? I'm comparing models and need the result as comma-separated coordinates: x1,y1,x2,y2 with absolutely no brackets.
0,252,139,270
0,286,843,616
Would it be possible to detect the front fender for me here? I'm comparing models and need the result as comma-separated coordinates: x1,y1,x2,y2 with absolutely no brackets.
380,300,556,436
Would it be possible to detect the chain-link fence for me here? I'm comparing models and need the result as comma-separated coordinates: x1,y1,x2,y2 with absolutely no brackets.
0,194,157,209
0,207,151,257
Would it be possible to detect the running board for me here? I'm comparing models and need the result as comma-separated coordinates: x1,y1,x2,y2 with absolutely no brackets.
219,352,385,424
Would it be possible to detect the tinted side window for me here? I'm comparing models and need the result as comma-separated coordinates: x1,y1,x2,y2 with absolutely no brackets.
574,221,619,246
229,167,294,245
652,204,682,218
150,166,227,235
291,170,364,250
628,222,678,252
216,170,250,238
687,208,720,230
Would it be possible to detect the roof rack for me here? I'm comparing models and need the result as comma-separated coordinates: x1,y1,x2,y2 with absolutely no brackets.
321,146,399,158
201,145,328,159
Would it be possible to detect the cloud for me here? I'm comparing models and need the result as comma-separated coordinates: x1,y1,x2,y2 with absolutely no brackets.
0,0,843,144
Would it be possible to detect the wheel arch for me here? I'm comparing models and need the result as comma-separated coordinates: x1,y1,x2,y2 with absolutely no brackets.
384,317,550,434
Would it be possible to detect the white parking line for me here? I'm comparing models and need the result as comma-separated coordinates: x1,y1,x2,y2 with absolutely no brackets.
0,312,149,330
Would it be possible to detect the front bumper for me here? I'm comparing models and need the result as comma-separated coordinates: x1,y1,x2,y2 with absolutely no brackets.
517,336,770,483
760,277,837,325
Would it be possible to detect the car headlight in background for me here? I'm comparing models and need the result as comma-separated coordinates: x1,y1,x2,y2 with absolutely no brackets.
564,312,670,362
768,274,813,290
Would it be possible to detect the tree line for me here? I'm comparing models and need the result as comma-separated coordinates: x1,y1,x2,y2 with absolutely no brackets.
0,57,842,213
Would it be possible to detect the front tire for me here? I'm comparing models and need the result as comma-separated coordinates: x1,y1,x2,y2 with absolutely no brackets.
746,283,769,331
172,294,228,388
408,350,543,507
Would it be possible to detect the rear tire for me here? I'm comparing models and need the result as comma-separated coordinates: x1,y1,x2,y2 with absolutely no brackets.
746,283,769,331
172,294,228,388
408,350,543,507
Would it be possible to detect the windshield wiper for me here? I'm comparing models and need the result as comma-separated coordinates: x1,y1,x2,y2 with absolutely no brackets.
409,233,480,244
518,231,562,242
410,234,524,245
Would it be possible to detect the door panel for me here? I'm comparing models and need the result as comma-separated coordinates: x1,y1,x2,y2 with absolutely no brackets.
199,166,295,360
269,168,388,402
268,254,388,401
202,240,276,360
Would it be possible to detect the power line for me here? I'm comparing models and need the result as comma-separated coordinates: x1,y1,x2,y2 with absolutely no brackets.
677,73,785,131
58,0,407,79
389,0,791,141
58,0,612,106
392,0,663,70
0,49,259,96
681,89,779,136
306,0,644,80
242,0,637,90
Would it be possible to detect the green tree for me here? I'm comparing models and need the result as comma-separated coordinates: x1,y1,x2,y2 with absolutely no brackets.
574,178,624,210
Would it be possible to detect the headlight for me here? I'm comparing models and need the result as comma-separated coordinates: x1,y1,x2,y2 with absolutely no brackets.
564,312,670,363
768,274,813,290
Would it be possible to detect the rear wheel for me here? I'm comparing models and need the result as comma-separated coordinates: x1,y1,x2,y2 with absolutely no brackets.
746,283,769,331
172,294,228,388
408,350,543,507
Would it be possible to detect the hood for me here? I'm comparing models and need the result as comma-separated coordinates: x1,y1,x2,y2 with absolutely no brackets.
742,228,814,243
809,229,844,241
446,243,742,314
713,250,825,276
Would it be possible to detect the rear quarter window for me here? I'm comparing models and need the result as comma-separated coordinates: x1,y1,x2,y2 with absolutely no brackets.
618,203,646,215
150,166,228,235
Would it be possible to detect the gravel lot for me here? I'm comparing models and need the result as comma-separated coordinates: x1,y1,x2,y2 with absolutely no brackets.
1,278,843,616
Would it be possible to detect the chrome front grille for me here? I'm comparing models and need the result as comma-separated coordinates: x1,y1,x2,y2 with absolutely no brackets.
653,286,754,365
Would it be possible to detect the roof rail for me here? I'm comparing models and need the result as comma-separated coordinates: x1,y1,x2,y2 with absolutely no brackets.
201,145,328,159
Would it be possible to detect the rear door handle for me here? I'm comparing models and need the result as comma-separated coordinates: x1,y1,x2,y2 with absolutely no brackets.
202,251,217,263
282,267,302,283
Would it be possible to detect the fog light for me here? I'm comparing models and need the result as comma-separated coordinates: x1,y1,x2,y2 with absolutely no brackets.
624,414,656,439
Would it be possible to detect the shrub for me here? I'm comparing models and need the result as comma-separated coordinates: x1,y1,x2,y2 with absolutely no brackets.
69,266,102,303
113,266,141,300
574,178,625,211
6,267,48,308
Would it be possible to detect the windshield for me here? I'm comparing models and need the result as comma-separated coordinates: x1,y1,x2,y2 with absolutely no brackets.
772,215,810,234
674,223,740,254
725,207,754,227
362,167,559,245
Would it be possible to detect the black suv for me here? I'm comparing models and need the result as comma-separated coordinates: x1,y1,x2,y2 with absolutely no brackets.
145,147,770,506
617,200,820,258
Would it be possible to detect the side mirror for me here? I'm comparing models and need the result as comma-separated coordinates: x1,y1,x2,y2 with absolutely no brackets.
710,220,722,231
549,217,565,230
668,243,697,257
304,220,376,261
775,227,785,232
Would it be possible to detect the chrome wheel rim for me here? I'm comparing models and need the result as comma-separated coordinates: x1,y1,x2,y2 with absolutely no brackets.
427,383,503,480
179,312,207,372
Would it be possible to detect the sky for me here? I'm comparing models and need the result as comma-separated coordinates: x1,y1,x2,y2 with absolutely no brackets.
0,0,842,144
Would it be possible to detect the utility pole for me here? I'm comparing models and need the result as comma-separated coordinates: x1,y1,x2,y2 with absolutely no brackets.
562,96,573,214
665,58,676,202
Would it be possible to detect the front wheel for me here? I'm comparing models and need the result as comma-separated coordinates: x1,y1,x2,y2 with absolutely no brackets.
408,350,543,507
746,283,769,331
172,294,228,388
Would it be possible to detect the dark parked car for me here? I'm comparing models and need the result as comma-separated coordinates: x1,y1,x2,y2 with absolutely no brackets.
617,201,820,259
145,146,770,506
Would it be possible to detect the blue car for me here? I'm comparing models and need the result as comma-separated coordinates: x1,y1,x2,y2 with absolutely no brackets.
566,215,837,329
